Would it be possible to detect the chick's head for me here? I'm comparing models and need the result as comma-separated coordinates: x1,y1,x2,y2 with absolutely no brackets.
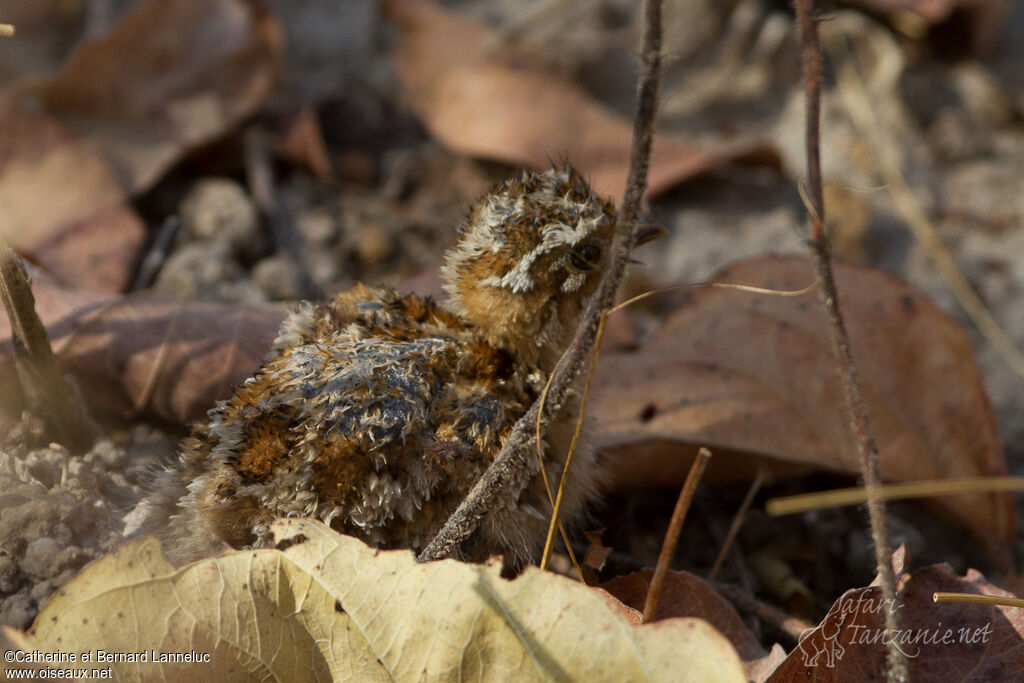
442,165,617,368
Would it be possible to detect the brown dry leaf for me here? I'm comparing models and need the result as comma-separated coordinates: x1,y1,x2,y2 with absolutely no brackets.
590,587,645,626
847,0,999,28
582,529,612,571
4,520,749,682
602,569,773,674
383,0,765,200
0,0,282,291
592,254,1012,544
767,563,1024,681
852,0,995,23
266,106,334,181
0,277,281,424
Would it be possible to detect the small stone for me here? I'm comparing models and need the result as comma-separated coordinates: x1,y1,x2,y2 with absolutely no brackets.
297,209,337,245
217,279,271,305
23,537,62,580
0,554,21,593
179,178,263,259
29,580,57,603
306,248,342,288
0,592,35,629
154,241,246,300
22,445,69,489
253,254,306,300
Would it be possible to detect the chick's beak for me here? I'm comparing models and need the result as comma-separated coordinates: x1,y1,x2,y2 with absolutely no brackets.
634,215,668,246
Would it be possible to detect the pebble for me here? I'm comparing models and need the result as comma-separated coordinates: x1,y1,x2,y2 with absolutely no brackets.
179,178,264,260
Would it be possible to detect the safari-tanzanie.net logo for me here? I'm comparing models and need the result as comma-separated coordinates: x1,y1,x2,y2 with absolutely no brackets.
795,590,993,668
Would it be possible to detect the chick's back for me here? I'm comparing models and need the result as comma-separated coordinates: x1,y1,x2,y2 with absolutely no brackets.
146,284,543,564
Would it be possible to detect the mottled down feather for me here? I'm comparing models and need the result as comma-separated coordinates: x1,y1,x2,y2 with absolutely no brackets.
125,165,615,567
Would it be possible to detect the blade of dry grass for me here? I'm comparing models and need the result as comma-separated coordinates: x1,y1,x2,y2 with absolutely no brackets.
933,592,1024,609
767,477,1024,516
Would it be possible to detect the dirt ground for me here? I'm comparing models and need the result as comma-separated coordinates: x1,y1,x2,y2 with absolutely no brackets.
2,0,1024,646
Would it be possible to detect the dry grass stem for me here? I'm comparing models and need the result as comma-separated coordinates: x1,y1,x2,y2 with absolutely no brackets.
642,447,712,622
933,592,1024,609
767,477,1024,516
539,311,609,572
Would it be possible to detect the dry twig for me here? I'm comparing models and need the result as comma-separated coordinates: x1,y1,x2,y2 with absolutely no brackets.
418,0,665,562
708,466,768,581
793,2,904,679
713,581,812,643
643,447,711,622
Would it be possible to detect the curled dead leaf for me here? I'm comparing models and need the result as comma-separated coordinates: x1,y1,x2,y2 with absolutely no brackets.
592,254,1012,544
0,276,281,424
602,569,769,664
383,0,768,199
0,0,283,291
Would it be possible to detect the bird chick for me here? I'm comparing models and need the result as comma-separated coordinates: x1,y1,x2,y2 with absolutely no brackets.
129,165,646,567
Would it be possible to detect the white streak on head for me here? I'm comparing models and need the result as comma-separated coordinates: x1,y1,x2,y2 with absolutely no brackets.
561,272,586,293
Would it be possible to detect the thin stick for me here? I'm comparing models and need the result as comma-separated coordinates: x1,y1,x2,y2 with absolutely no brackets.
418,0,665,563
0,237,94,451
642,447,712,622
130,216,181,291
793,3,903,679
767,476,1024,516
245,128,317,299
708,466,768,581
933,592,1024,609
712,581,812,642
0,24,13,37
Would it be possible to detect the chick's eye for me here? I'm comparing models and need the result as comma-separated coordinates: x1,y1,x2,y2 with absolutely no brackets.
568,242,602,271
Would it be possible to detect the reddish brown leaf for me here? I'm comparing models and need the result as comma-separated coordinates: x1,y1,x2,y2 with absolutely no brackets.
0,0,283,291
0,95,143,292
768,564,1024,681
602,569,782,680
582,529,612,572
266,106,334,181
383,0,765,199
592,254,1012,544
852,0,993,23
590,587,644,626
0,278,281,425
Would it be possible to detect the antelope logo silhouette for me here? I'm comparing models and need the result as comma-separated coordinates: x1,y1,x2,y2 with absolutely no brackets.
797,609,848,668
